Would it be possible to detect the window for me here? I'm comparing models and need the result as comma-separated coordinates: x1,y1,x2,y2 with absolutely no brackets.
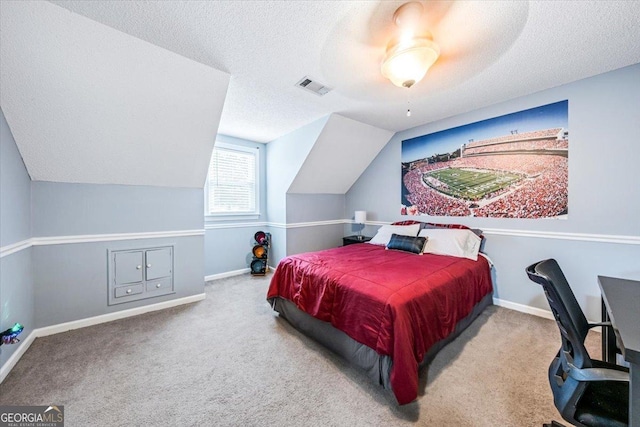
205,142,259,216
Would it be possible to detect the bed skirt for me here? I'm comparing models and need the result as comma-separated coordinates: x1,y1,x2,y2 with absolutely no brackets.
269,292,493,394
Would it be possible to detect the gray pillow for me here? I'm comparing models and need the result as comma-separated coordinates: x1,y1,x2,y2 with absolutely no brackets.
386,234,428,255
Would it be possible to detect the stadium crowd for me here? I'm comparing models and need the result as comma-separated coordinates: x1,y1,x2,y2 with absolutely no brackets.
403,167,471,216
407,153,561,176
402,153,568,218
473,157,567,218
463,138,568,155
465,128,562,149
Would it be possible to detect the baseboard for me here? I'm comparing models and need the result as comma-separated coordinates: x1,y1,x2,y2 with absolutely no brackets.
493,297,555,320
0,330,37,383
0,293,206,383
204,266,277,283
205,268,250,282
36,293,206,338
493,297,601,329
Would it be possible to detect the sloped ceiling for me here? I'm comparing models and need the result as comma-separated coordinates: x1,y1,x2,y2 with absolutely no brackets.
0,1,229,188
46,1,640,143
288,115,393,194
3,1,639,192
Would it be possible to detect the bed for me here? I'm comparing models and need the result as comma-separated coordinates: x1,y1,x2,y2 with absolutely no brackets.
266,222,493,404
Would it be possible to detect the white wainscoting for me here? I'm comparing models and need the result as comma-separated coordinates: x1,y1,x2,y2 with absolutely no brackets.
4,223,637,259
5,220,626,382
1,229,205,258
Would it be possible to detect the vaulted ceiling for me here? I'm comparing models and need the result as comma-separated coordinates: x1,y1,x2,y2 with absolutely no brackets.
1,1,639,190
47,0,640,143
1,1,229,188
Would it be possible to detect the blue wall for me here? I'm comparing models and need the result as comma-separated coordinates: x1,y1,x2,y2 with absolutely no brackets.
265,117,339,264
204,134,269,277
32,182,203,236
0,108,34,368
1,105,207,371
285,194,345,257
265,117,327,224
33,235,203,326
346,64,640,321
213,118,332,269
0,109,31,247
30,181,205,327
204,121,350,273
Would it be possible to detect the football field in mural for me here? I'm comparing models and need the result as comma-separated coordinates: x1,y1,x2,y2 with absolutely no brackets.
423,168,522,201
401,100,569,219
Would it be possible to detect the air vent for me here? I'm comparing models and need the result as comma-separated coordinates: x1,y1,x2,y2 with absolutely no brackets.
295,76,331,96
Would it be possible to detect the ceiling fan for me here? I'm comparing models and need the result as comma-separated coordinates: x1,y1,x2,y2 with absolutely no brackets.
320,1,528,102
380,2,440,89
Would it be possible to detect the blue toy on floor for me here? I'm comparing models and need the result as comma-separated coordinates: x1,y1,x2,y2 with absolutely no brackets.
0,323,24,345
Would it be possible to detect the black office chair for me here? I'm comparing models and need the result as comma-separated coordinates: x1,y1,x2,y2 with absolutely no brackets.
526,259,629,427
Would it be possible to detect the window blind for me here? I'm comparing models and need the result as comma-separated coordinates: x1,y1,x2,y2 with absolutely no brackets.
207,146,256,214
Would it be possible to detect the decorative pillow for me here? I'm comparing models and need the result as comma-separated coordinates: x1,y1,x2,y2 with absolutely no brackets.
418,228,482,261
386,234,428,255
368,223,421,246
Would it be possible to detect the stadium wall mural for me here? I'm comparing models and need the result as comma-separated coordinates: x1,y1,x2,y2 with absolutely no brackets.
401,100,569,219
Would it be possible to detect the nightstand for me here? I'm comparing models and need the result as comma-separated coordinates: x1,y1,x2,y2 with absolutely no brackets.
342,235,372,246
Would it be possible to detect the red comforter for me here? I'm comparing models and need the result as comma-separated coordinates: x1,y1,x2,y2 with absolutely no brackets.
266,243,493,404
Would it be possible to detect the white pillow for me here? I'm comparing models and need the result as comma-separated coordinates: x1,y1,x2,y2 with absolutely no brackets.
368,224,421,246
418,228,481,261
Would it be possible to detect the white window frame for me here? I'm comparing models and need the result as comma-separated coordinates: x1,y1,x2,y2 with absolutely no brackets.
204,141,260,220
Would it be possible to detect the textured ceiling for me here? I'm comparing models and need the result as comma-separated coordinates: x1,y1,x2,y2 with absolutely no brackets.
1,1,229,188
47,0,640,143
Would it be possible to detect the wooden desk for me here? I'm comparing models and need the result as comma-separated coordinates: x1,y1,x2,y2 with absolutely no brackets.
598,276,640,427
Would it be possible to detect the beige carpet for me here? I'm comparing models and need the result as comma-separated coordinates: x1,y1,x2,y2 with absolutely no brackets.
0,274,598,426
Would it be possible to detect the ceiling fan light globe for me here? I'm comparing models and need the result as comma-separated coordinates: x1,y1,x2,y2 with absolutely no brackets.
381,38,440,88
393,2,424,30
